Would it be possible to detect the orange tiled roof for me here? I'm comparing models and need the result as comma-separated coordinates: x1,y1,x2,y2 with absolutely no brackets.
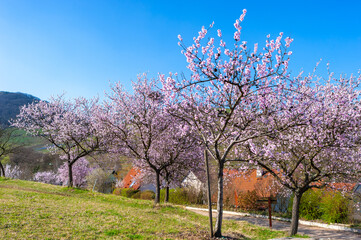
224,168,358,196
121,167,142,189
224,169,276,196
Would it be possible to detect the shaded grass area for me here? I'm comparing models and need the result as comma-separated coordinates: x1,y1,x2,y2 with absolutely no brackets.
0,178,288,239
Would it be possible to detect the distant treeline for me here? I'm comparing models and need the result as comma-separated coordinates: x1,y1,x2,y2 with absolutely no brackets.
0,91,39,127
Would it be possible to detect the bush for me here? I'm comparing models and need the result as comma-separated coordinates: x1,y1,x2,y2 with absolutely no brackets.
115,188,140,198
320,191,349,223
160,188,189,204
158,188,204,204
298,189,323,220
131,191,141,199
237,190,260,211
288,189,350,223
140,190,155,200
114,187,202,204
114,189,154,200
113,188,122,195
185,187,204,204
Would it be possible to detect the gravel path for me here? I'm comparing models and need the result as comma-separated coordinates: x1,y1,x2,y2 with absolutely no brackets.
188,208,361,240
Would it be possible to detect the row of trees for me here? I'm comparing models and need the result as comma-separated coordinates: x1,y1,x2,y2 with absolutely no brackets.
10,9,361,237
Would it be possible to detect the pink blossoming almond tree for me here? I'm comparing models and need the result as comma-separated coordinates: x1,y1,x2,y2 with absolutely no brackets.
148,120,204,202
98,76,203,204
239,74,361,235
12,96,104,187
162,9,295,237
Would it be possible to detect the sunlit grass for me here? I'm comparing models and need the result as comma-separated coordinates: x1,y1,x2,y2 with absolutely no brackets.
0,178,289,239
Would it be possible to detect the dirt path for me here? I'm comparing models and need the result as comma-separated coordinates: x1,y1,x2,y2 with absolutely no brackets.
188,208,361,239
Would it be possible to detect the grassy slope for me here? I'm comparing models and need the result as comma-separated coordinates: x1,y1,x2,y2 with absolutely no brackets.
0,178,288,240
10,129,49,150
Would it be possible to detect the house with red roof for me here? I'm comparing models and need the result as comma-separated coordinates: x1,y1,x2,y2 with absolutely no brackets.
223,168,361,213
118,167,156,192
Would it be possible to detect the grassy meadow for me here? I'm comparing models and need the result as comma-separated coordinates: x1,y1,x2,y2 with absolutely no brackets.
0,178,289,239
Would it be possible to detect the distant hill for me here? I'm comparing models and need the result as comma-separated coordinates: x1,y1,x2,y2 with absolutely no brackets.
0,91,40,127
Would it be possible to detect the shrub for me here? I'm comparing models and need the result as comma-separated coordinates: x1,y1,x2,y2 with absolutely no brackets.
288,189,351,223
237,190,260,211
140,190,155,200
185,187,204,204
159,188,204,204
131,191,141,199
113,188,140,197
121,188,140,198
320,191,349,223
114,187,202,204
160,188,189,204
113,188,122,195
297,189,323,220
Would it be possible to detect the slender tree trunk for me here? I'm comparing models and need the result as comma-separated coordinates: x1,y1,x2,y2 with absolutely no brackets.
214,161,224,237
68,161,73,188
204,149,213,238
289,191,303,236
0,161,5,177
155,170,161,204
165,186,169,203
164,171,170,203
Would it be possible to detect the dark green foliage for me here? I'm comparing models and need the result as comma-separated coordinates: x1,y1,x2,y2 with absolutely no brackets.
0,91,39,127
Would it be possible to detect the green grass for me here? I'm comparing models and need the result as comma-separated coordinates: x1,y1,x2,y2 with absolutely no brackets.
10,129,49,149
0,178,289,239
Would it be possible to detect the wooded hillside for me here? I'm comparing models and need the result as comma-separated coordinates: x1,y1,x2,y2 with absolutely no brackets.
0,91,39,127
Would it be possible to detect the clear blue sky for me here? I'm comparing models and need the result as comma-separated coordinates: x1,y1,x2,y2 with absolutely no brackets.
1,0,360,100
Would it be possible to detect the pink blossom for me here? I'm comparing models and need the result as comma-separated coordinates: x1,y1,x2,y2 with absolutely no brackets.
217,29,222,38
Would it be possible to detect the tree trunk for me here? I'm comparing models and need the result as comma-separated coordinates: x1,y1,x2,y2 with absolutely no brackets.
0,161,5,177
214,161,224,237
68,161,73,188
154,170,161,204
289,191,303,236
204,149,213,238
164,171,170,203
165,186,169,203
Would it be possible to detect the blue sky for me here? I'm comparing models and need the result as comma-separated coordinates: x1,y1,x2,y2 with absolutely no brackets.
0,0,360,100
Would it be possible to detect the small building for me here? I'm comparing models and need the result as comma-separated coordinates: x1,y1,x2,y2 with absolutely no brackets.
223,168,288,212
119,167,156,192
181,171,205,193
